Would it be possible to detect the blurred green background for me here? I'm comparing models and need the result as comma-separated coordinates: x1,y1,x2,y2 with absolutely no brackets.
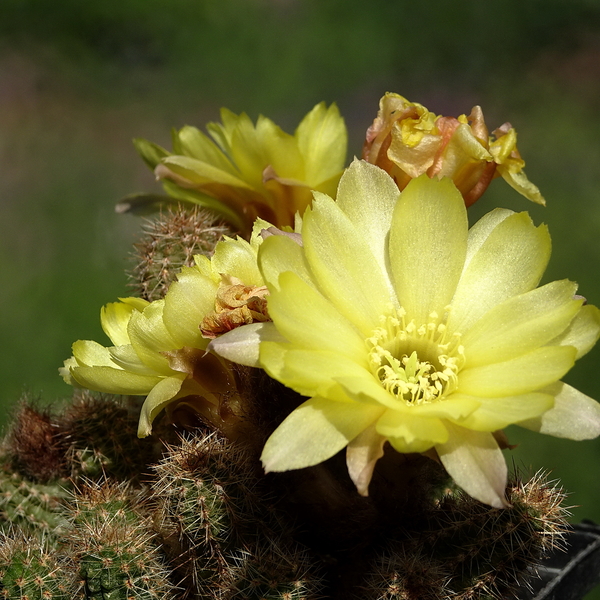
1,0,600,588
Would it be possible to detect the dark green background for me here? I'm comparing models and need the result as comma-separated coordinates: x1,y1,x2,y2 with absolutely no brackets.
1,2,600,593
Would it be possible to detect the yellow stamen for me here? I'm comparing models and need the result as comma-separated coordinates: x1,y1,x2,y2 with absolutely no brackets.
366,310,465,406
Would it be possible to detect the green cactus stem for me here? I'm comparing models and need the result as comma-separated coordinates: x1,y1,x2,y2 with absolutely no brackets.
57,391,163,483
64,481,175,600
130,206,233,302
0,531,74,599
0,470,69,540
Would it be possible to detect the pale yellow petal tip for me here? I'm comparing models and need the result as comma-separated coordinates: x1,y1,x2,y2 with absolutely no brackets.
59,357,78,385
498,166,546,206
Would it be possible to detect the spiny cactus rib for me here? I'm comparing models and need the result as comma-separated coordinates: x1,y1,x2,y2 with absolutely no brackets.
64,481,175,600
152,433,262,549
361,546,449,600
3,399,66,483
151,433,265,597
57,391,162,483
0,470,70,539
65,479,150,529
224,538,323,600
0,531,75,599
362,471,569,600
428,472,568,599
130,206,233,302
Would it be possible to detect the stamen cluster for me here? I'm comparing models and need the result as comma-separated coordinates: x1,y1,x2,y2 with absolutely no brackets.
366,309,465,406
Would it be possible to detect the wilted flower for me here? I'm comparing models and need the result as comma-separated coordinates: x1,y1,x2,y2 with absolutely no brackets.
363,93,544,207
61,222,273,438
229,160,600,507
130,103,347,233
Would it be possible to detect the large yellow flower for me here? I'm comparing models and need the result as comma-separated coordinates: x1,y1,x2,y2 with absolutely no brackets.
131,103,347,233
61,222,273,438
363,92,544,207
246,160,600,507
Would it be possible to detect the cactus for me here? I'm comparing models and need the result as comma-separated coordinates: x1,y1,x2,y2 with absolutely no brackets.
361,471,568,600
224,536,323,600
152,433,266,596
70,520,176,600
2,399,66,483
63,479,175,600
0,469,70,540
361,546,449,600
129,206,234,302
0,531,74,599
0,393,572,600
56,391,164,483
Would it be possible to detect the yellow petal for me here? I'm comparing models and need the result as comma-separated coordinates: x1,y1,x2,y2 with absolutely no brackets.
70,365,161,396
497,165,545,206
458,345,576,397
163,266,217,349
461,280,581,367
447,211,551,335
212,235,263,286
108,345,158,375
266,271,366,359
100,300,143,346
137,375,186,437
261,397,383,472
160,155,252,190
518,381,600,440
376,409,449,448
127,301,177,373
72,339,116,368
389,175,468,324
296,102,347,186
346,424,386,496
258,234,313,292
335,160,400,300
548,304,600,359
462,207,513,269
450,392,554,431
174,125,236,173
209,322,285,368
260,344,369,400
303,192,395,336
437,424,508,508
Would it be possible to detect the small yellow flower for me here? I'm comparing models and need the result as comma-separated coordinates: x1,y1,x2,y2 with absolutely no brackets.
133,103,347,233
246,160,600,507
61,222,273,438
363,92,544,207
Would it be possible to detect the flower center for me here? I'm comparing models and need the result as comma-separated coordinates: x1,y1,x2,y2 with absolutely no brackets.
366,309,465,406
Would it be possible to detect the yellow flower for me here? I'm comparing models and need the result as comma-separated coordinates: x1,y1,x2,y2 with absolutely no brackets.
133,103,347,233
61,222,273,438
247,160,600,507
363,92,544,207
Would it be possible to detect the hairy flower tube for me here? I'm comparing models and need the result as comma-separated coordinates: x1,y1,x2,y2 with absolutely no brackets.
131,102,347,233
363,92,544,207
225,160,600,508
61,222,274,438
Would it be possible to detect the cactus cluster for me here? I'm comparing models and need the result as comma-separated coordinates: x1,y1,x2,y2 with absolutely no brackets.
1,206,572,600
0,390,569,600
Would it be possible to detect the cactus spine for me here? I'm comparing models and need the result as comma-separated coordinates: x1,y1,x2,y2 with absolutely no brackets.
130,206,234,302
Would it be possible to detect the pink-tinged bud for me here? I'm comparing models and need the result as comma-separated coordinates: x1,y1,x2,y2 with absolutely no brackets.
363,93,545,207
